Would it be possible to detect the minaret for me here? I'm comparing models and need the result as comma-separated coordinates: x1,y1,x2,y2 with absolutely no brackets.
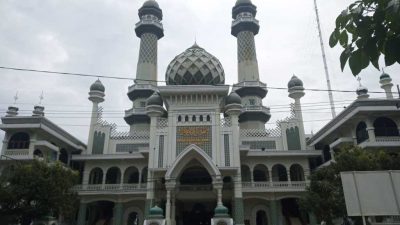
6,93,19,117
231,0,270,129
32,92,45,117
231,0,260,82
288,75,306,149
125,0,164,133
356,77,369,99
379,71,394,99
88,79,105,151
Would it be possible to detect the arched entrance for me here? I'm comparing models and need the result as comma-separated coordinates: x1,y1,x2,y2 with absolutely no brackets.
165,145,224,225
176,164,214,225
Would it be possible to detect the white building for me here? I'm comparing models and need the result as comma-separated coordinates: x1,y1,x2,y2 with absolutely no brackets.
1,1,399,225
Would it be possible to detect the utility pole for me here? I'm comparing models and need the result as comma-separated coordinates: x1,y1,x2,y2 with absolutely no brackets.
314,0,336,118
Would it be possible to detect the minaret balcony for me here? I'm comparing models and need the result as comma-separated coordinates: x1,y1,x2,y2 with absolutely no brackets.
135,19,163,30
124,107,150,124
233,81,268,98
135,19,164,39
239,105,271,123
127,83,158,101
231,17,260,36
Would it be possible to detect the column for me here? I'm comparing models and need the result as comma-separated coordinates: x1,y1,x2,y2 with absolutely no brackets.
233,175,245,225
102,170,107,189
309,212,317,225
165,189,171,225
113,202,123,225
366,120,376,142
250,167,254,186
77,202,87,225
269,169,273,187
171,194,176,225
138,170,142,186
214,182,223,206
269,200,278,225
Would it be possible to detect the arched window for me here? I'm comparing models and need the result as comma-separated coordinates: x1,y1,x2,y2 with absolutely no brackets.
127,212,139,225
185,115,189,122
89,168,103,184
253,164,269,182
374,117,399,136
206,115,211,122
241,165,251,182
256,210,268,225
8,132,30,149
192,115,196,122
200,115,204,122
178,115,182,122
141,167,148,183
124,167,139,184
356,122,369,144
290,164,305,181
272,164,288,181
59,148,68,164
33,149,43,158
106,167,121,184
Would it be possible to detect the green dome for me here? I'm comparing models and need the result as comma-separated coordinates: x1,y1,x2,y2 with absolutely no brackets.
356,86,368,95
90,79,105,92
288,75,303,89
143,0,159,8
235,0,252,6
166,43,225,85
380,72,390,80
226,92,241,105
149,205,164,217
146,92,163,106
214,205,229,217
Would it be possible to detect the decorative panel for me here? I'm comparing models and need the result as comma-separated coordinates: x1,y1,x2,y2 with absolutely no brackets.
176,126,212,156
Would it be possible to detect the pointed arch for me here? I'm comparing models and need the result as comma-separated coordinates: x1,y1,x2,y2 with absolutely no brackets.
165,144,220,180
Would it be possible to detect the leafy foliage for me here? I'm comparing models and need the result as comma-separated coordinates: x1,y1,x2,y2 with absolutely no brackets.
0,160,79,225
330,0,400,75
300,146,400,225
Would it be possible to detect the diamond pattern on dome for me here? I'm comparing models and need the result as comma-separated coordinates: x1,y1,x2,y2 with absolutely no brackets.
237,31,257,62
138,33,158,64
166,44,225,85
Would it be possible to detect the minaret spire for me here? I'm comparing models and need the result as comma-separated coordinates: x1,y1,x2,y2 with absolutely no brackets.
125,0,164,131
231,0,270,130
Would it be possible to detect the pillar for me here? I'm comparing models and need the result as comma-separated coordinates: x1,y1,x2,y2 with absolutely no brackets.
233,175,245,225
171,194,176,225
309,212,317,225
77,202,87,225
269,200,279,225
166,189,171,225
113,202,123,225
366,120,376,142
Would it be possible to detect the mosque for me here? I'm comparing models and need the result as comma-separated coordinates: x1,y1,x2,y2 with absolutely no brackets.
1,0,400,225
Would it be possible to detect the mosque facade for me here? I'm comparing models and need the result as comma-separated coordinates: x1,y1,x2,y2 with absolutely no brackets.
1,1,400,225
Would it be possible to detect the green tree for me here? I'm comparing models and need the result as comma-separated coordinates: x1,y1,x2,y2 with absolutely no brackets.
300,146,400,225
329,0,400,75
0,160,79,225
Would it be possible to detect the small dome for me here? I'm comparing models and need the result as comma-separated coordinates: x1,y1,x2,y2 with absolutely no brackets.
235,0,252,6
214,205,229,216
226,92,241,105
149,205,163,216
380,72,391,80
166,43,225,85
143,0,159,8
356,86,368,96
90,79,105,92
146,92,163,106
288,75,303,89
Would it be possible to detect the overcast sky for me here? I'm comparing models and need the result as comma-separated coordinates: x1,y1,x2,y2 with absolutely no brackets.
0,0,399,146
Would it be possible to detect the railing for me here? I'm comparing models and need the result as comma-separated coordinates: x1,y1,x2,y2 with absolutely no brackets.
135,19,163,30
4,149,30,156
242,181,307,191
232,17,259,27
178,184,213,191
375,136,400,142
72,183,147,193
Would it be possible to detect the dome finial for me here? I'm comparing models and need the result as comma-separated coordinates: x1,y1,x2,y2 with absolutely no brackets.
38,91,44,105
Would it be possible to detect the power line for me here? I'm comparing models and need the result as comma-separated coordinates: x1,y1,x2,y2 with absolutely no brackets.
0,66,396,94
